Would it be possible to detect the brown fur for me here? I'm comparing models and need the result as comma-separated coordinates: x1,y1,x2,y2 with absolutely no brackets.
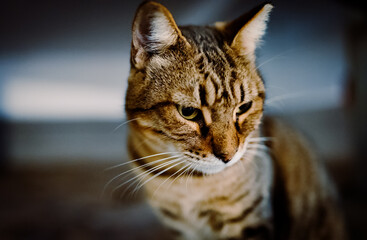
124,2,347,239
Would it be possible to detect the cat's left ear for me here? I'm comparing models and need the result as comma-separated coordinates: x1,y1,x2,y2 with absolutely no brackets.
131,1,188,69
216,3,273,59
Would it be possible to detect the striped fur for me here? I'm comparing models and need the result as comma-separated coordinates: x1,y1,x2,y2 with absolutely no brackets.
124,2,347,239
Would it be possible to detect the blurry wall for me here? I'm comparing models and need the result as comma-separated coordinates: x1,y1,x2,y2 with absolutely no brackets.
1,0,348,121
0,0,361,163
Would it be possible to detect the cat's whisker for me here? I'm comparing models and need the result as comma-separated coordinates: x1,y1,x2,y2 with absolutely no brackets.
247,137,273,143
247,144,270,151
247,148,269,154
248,142,269,147
102,155,181,196
162,155,195,191
244,149,261,175
132,158,186,195
265,86,335,106
117,157,184,198
253,50,289,72
104,152,182,171
245,149,269,160
250,155,261,176
113,152,189,199
265,85,287,92
152,163,191,197
186,162,200,192
130,158,183,196
105,155,180,187
238,158,246,172
112,118,140,133
165,163,193,191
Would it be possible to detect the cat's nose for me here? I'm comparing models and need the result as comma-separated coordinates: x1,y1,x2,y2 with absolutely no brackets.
214,151,234,164
210,121,238,164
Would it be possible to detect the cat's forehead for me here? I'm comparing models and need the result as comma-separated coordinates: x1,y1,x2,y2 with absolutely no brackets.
144,26,261,109
180,26,225,50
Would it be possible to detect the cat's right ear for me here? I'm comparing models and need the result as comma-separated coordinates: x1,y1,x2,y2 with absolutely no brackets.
131,1,187,69
215,3,273,60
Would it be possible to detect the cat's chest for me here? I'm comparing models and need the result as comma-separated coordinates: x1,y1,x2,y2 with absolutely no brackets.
147,156,273,222
147,162,273,240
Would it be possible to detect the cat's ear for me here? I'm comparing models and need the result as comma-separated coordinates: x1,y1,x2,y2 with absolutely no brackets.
131,1,187,69
216,3,273,59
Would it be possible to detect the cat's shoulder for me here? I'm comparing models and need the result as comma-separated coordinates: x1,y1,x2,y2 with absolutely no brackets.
261,115,322,181
261,115,307,144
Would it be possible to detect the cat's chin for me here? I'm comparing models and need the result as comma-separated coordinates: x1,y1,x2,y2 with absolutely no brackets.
194,165,227,175
188,154,244,175
193,160,241,175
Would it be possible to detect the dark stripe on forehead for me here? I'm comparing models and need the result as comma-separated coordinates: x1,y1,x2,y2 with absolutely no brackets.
196,55,205,73
204,72,209,80
229,70,237,101
240,84,245,102
225,51,237,69
222,90,229,100
203,49,218,65
181,26,244,106
221,50,237,102
231,70,237,81
197,41,227,82
212,56,227,81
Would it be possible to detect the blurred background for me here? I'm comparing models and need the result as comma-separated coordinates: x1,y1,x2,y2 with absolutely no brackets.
0,0,366,239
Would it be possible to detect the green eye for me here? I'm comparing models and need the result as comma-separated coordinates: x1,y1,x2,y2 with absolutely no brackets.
236,101,253,116
177,106,199,120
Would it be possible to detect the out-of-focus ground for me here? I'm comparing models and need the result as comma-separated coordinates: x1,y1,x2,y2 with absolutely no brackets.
0,164,171,240
1,109,366,239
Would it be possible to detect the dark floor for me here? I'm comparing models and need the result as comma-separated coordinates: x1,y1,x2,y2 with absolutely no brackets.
0,158,366,240
0,163,171,240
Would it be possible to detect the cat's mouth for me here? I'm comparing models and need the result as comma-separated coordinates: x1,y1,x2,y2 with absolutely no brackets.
182,143,247,174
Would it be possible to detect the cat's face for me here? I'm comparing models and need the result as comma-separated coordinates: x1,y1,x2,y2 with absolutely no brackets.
126,2,272,174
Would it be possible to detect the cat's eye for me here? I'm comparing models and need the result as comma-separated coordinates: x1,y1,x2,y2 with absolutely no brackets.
177,106,200,120
236,101,253,115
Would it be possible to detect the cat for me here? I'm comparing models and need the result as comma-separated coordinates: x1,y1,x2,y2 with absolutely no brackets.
124,1,347,239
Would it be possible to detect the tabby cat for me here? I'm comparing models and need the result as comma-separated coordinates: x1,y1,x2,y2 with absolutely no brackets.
124,1,346,239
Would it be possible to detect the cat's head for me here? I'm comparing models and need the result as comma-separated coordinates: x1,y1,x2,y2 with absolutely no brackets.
126,1,273,174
